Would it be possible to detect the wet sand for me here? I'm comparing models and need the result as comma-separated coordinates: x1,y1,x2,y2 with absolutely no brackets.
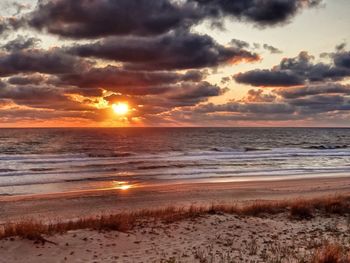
1,175,350,223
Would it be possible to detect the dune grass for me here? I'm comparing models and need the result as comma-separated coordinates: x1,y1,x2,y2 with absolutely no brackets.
311,243,350,263
0,195,349,241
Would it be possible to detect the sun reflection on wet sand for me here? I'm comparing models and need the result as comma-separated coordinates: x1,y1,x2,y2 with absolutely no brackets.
113,181,133,190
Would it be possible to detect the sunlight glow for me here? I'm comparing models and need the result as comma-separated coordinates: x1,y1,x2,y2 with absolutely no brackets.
112,102,129,116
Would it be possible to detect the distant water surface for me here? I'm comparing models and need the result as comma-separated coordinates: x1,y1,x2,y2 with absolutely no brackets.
1,127,350,196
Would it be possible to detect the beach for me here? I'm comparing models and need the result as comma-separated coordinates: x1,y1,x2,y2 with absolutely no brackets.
1,176,350,262
1,175,350,223
1,128,350,262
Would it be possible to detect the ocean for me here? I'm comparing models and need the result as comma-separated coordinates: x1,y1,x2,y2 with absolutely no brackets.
1,127,350,196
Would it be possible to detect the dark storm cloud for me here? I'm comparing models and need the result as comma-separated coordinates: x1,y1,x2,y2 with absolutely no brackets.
25,0,321,39
276,84,350,99
234,50,350,87
221,76,231,84
0,16,23,36
59,65,207,95
103,81,227,115
0,49,92,77
69,30,259,70
0,80,6,88
278,51,350,81
0,84,63,102
235,70,304,87
230,39,250,49
165,90,350,124
333,52,350,69
28,0,201,39
245,89,277,102
336,42,347,52
2,35,41,51
0,84,97,111
0,107,103,122
288,95,350,113
0,20,7,35
0,84,67,109
165,81,227,102
181,70,208,82
8,74,45,85
263,44,282,54
156,81,228,108
230,39,282,54
194,101,294,114
193,0,322,26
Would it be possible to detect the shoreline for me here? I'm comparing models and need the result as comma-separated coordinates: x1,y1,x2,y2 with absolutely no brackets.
1,175,350,223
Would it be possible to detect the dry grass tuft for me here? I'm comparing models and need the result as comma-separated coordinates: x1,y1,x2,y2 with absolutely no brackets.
311,243,350,263
0,194,349,241
241,200,286,216
290,200,314,220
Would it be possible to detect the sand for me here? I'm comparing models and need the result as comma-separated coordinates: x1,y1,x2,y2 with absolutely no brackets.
1,175,350,223
1,175,350,262
1,211,349,262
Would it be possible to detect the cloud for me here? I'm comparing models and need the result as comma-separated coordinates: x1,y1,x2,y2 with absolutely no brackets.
234,50,350,87
0,19,7,35
164,81,227,102
102,81,227,116
194,101,294,114
333,51,350,69
263,44,282,54
0,84,72,109
161,90,350,125
11,2,31,15
230,38,250,49
288,94,350,113
245,89,277,102
235,69,304,87
0,48,93,77
0,16,23,36
27,0,201,39
8,73,46,85
59,65,207,94
193,0,322,26
335,42,346,52
276,83,350,99
69,30,259,70
2,35,41,51
4,0,346,127
26,0,322,39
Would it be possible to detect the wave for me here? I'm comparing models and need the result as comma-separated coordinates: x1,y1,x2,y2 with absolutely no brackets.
0,169,16,173
244,147,270,152
29,168,56,172
303,145,348,150
210,147,271,152
87,152,135,158
2,147,350,188
210,147,239,152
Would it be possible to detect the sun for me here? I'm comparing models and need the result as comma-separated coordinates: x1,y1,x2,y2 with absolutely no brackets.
112,102,129,116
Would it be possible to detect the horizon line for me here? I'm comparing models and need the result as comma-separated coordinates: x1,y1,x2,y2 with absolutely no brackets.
1,126,350,129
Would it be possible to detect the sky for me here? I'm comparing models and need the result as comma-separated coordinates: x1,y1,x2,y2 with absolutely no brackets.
0,0,350,127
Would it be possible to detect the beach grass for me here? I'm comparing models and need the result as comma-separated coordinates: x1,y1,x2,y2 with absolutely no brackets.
311,243,350,263
1,194,349,241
